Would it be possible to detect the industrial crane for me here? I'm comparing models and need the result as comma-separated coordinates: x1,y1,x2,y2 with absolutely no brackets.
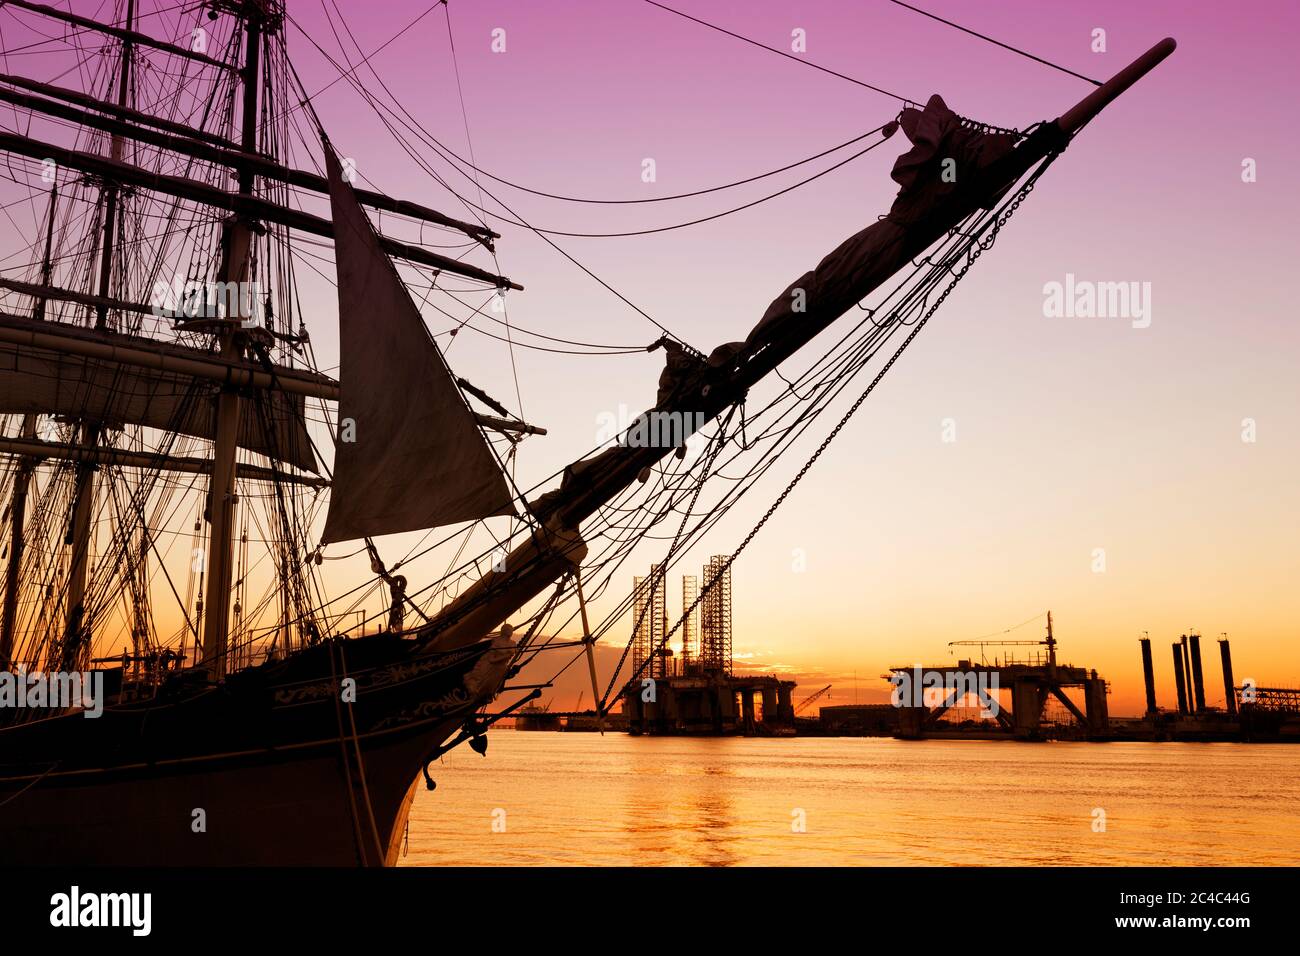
795,685,832,714
948,611,1058,666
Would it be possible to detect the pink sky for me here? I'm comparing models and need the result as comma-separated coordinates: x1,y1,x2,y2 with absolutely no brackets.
273,1,1300,714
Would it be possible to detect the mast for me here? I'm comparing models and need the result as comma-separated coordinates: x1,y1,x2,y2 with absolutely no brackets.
93,0,134,331
1,173,59,668
201,4,264,679
33,182,57,324
0,170,60,665
61,0,135,670
0,0,520,671
0,417,36,670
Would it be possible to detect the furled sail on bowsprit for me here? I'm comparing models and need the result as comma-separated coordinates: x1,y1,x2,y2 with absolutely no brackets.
741,95,1019,355
320,145,516,545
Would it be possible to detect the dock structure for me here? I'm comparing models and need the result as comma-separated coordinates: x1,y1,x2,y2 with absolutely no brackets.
624,672,797,736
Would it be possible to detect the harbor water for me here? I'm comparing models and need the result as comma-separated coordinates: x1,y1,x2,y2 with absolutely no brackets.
401,733,1300,866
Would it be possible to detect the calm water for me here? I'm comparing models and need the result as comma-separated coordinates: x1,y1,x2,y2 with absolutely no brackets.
400,733,1300,866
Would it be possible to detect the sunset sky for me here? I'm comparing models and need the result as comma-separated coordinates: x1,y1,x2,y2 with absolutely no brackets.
5,0,1297,715
277,0,1299,715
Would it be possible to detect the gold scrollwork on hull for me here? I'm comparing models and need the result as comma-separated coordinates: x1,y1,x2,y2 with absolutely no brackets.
369,688,474,731
271,646,481,706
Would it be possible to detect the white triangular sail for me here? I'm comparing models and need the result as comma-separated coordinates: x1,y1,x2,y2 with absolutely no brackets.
320,146,515,544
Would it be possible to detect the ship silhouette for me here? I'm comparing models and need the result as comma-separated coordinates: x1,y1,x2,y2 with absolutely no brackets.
0,0,1174,864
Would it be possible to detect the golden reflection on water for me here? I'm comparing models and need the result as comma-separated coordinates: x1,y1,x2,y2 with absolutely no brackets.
401,734,1300,866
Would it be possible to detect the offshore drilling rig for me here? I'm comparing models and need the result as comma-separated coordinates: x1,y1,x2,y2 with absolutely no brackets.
621,559,796,735
882,618,1296,742
888,612,1110,741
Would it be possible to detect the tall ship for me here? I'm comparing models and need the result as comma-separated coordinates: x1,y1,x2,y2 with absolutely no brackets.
0,1,1174,864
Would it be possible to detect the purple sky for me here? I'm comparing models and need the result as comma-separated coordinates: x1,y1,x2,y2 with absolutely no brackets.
274,1,1300,711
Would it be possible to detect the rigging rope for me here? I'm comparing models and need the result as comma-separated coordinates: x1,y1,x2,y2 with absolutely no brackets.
285,9,694,348
430,131,896,239
468,209,987,685
643,0,916,103
599,154,1060,713
438,0,525,419
422,124,892,206
273,0,446,124
955,610,1047,645
884,0,1103,86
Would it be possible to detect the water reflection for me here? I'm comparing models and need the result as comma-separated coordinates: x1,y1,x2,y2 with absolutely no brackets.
401,733,1300,867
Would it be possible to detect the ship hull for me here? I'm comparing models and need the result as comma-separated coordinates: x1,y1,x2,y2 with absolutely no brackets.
0,632,514,865
0,719,438,865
